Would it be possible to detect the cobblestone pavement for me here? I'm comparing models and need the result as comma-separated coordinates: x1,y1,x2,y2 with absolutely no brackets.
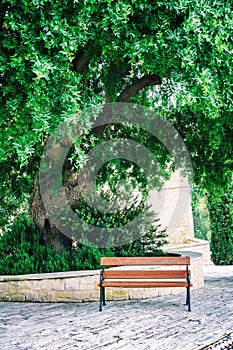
0,266,232,350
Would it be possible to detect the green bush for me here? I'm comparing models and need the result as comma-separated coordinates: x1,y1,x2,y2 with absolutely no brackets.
0,212,167,274
192,197,210,241
75,196,167,249
208,181,233,265
70,244,114,270
0,214,71,274
110,224,167,257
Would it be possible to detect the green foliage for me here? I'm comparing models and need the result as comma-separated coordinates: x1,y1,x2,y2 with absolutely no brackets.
70,244,113,271
0,212,167,274
75,193,167,249
111,225,167,257
193,203,210,241
208,181,233,265
1,0,233,220
1,1,233,260
192,190,210,241
0,214,71,274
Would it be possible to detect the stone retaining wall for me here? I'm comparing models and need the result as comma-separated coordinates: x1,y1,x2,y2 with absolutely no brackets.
165,238,212,265
0,251,204,303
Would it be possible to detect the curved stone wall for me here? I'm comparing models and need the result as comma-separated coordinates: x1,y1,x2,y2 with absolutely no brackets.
0,251,204,302
165,238,213,265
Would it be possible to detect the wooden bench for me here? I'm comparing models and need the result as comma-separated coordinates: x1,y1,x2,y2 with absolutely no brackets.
98,256,192,312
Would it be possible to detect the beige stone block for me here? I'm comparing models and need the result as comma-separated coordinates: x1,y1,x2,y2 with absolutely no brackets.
109,288,129,300
85,291,99,301
104,290,113,300
157,288,172,297
7,284,18,295
31,280,43,291
11,294,26,302
33,279,65,291
16,281,33,290
170,287,184,295
54,291,97,302
55,291,80,300
26,291,39,302
146,288,159,298
6,281,20,287
48,279,65,291
78,291,99,301
7,281,33,297
128,288,146,299
89,288,113,301
37,293,52,302
79,276,96,290
0,282,8,293
65,278,79,290
79,290,98,301
93,278,100,287
191,259,204,288
0,294,11,301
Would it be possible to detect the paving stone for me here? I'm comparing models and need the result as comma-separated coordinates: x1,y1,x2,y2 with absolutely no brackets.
0,266,232,350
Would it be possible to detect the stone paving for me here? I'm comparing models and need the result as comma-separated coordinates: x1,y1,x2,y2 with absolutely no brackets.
0,266,232,350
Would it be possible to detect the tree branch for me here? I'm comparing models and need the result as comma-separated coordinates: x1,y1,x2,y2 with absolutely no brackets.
117,74,162,102
104,59,131,102
72,48,90,72
94,74,162,136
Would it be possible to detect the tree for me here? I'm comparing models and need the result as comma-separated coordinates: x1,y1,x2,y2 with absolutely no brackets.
208,179,233,265
1,1,233,251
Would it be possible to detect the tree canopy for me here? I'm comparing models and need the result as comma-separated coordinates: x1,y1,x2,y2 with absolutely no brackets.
1,0,233,230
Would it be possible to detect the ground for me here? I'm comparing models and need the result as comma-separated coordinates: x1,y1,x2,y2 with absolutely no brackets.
0,266,232,350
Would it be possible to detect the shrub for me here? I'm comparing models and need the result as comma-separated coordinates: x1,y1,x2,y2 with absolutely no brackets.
75,197,167,251
192,196,210,241
111,224,167,257
207,181,233,265
0,213,71,274
0,210,167,274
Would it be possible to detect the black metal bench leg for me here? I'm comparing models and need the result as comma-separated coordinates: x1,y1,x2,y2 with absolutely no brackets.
187,286,191,312
103,287,106,306
99,286,103,311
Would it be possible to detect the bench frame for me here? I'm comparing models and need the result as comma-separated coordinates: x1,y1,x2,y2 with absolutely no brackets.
98,256,192,312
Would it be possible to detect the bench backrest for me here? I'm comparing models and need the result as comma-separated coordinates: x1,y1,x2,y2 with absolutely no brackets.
100,256,191,282
100,256,191,267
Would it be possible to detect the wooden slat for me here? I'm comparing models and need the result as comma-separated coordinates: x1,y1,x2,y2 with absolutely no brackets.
103,270,190,279
100,256,191,266
99,281,191,288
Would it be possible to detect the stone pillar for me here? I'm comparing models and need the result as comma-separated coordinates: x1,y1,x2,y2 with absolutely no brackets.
149,170,194,244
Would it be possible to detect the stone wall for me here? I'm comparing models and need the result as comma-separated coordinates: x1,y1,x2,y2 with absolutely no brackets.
150,170,213,265
0,252,204,303
165,239,213,266
150,170,195,244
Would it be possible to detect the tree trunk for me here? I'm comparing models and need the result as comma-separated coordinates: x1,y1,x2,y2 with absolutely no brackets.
29,169,85,253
